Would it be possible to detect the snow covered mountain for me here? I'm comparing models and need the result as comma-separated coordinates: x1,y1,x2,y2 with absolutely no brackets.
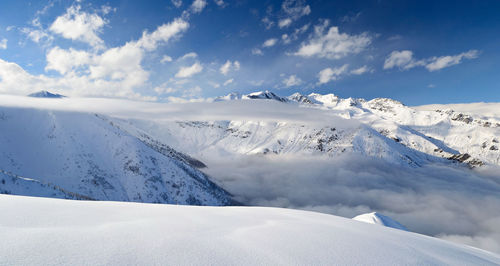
1,194,499,265
0,105,234,205
117,90,500,169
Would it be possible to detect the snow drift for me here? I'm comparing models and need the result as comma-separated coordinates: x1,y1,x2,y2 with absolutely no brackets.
1,194,499,265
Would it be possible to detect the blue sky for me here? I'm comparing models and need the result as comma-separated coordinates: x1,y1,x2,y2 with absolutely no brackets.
0,0,499,105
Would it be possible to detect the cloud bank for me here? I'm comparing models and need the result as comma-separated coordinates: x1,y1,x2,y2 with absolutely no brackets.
202,154,500,254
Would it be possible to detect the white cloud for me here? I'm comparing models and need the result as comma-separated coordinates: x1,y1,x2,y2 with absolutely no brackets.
89,42,148,89
100,5,116,15
45,47,92,74
384,50,479,72
191,0,207,13
281,0,311,27
0,58,50,95
136,18,189,51
220,61,231,75
161,55,173,63
283,74,302,87
0,38,7,50
0,56,153,100
383,50,422,70
281,24,310,45
425,50,479,71
154,86,177,94
350,65,372,75
49,5,107,49
282,0,311,17
295,20,371,59
263,38,278,48
175,62,203,78
0,10,192,100
223,78,234,86
317,64,348,84
171,0,183,8
214,0,225,7
278,18,292,28
252,48,263,55
178,52,198,60
220,60,240,75
21,28,52,44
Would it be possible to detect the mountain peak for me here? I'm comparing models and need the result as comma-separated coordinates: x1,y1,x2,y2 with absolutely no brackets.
28,90,66,98
242,90,288,102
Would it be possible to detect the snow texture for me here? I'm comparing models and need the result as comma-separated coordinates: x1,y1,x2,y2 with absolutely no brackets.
0,194,499,265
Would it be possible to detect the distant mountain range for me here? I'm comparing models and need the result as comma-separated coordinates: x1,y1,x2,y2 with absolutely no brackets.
2,90,499,205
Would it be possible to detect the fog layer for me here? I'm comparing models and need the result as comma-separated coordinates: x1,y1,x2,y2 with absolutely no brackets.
203,154,500,253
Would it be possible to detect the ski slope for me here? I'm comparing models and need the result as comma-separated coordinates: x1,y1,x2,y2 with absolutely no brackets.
0,194,499,265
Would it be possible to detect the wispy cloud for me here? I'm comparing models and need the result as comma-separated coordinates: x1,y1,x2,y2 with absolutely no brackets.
350,65,372,75
262,38,278,48
175,62,203,78
283,74,302,87
220,60,240,75
279,0,311,28
384,50,479,72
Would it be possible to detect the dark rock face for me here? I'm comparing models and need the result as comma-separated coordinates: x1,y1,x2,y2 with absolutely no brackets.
449,153,471,162
448,153,484,168
450,113,473,124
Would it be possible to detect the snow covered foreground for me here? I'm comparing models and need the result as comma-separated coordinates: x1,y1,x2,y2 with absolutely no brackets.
1,195,499,265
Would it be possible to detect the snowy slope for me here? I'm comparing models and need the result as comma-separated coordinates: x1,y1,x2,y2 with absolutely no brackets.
353,212,408,231
1,194,499,265
0,105,233,205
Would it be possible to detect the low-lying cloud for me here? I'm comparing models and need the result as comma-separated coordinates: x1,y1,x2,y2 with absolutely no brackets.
202,154,500,253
